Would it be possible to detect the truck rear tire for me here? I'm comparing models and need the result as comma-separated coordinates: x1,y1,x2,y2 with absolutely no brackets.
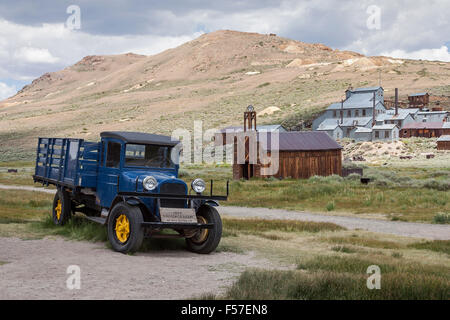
107,202,144,254
186,205,222,254
52,189,72,225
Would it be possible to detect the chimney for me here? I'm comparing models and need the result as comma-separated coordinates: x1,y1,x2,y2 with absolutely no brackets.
395,88,399,116
372,92,376,126
340,99,344,124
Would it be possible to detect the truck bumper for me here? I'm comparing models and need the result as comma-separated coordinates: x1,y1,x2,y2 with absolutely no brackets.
141,222,214,229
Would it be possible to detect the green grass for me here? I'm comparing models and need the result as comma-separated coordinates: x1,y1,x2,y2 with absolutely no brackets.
223,218,344,234
408,240,450,255
217,268,449,300
32,215,108,242
322,235,403,249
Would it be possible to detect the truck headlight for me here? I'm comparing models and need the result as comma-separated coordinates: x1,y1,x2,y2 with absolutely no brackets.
143,176,158,191
191,178,206,194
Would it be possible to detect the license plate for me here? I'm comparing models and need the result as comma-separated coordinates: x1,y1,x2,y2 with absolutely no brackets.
159,208,197,223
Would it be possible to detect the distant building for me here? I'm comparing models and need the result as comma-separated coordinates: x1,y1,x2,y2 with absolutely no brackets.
408,92,429,108
437,135,450,150
400,122,450,138
312,86,448,141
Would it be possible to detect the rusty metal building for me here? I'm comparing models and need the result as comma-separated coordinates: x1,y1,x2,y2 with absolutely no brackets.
400,122,450,138
408,92,430,108
437,135,450,150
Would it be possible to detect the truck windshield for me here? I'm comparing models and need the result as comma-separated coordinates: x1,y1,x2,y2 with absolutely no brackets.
125,144,175,168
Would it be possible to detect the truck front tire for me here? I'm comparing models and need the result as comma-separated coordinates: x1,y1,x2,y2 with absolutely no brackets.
107,202,144,254
186,205,222,254
52,189,72,225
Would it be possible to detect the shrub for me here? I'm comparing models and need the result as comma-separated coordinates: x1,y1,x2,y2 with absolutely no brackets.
432,213,450,224
326,202,335,211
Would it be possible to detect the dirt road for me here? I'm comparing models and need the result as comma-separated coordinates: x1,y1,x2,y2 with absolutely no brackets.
0,237,277,300
1,184,448,240
218,206,450,240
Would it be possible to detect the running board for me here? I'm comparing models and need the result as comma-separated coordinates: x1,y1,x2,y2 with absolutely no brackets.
85,216,107,225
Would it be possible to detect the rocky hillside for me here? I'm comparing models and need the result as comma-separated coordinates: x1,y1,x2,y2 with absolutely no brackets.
1,30,450,161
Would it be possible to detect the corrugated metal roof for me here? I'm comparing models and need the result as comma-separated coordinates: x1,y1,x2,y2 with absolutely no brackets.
258,131,342,151
350,86,382,92
443,122,450,129
372,124,397,130
402,122,445,129
437,135,450,142
409,92,428,97
354,127,372,133
319,117,372,127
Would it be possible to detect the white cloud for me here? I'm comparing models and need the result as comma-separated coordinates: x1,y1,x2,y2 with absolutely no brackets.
0,19,199,82
381,46,450,62
0,82,16,100
14,46,59,63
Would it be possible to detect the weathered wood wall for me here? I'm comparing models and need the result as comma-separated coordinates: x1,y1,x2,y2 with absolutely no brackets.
233,149,342,179
437,141,450,150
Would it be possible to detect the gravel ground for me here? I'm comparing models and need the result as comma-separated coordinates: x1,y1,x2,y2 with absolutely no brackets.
218,206,450,240
0,237,277,300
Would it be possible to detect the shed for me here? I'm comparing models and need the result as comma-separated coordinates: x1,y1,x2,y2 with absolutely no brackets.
408,92,429,107
437,135,450,150
372,124,399,141
233,131,342,180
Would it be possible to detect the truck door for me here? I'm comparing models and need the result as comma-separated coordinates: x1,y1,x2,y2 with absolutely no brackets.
97,139,122,208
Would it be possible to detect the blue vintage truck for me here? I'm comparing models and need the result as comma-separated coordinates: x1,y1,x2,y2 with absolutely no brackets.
33,131,228,254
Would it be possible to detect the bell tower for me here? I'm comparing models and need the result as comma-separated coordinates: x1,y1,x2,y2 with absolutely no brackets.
244,105,256,132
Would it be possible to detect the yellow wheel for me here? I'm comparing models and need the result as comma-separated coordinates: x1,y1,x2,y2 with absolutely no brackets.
52,189,71,225
190,216,209,244
55,200,62,221
107,203,144,253
115,214,130,243
186,205,222,254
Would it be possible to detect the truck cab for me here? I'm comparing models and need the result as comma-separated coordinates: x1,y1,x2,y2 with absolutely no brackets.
33,131,227,254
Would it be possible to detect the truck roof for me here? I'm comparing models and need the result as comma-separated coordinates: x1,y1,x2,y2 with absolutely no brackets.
100,131,180,146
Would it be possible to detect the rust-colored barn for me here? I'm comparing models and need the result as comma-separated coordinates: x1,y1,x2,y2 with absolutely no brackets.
231,131,342,180
437,135,450,150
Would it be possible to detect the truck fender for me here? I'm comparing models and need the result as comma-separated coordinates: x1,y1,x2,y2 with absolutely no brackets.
204,200,219,207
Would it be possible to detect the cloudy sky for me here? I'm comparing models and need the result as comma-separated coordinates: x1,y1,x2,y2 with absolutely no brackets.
0,0,449,100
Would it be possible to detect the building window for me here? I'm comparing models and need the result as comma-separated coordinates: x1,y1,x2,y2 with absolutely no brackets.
385,131,390,138
347,110,351,117
375,131,379,138
355,110,359,117
362,109,366,116
333,110,337,118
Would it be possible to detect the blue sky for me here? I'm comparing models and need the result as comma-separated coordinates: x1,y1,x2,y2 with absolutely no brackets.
0,0,449,100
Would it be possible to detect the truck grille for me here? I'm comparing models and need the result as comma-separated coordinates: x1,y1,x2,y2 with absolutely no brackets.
159,183,187,208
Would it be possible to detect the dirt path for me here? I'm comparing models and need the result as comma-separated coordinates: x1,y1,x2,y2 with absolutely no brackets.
0,184,55,194
0,237,278,300
1,184,448,240
218,206,450,240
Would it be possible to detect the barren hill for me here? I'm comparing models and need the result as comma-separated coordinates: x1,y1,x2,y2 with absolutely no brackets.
1,30,450,161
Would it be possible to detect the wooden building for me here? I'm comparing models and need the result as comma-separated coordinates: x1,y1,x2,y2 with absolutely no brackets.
408,92,429,108
400,122,450,138
437,135,450,150
231,131,342,180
